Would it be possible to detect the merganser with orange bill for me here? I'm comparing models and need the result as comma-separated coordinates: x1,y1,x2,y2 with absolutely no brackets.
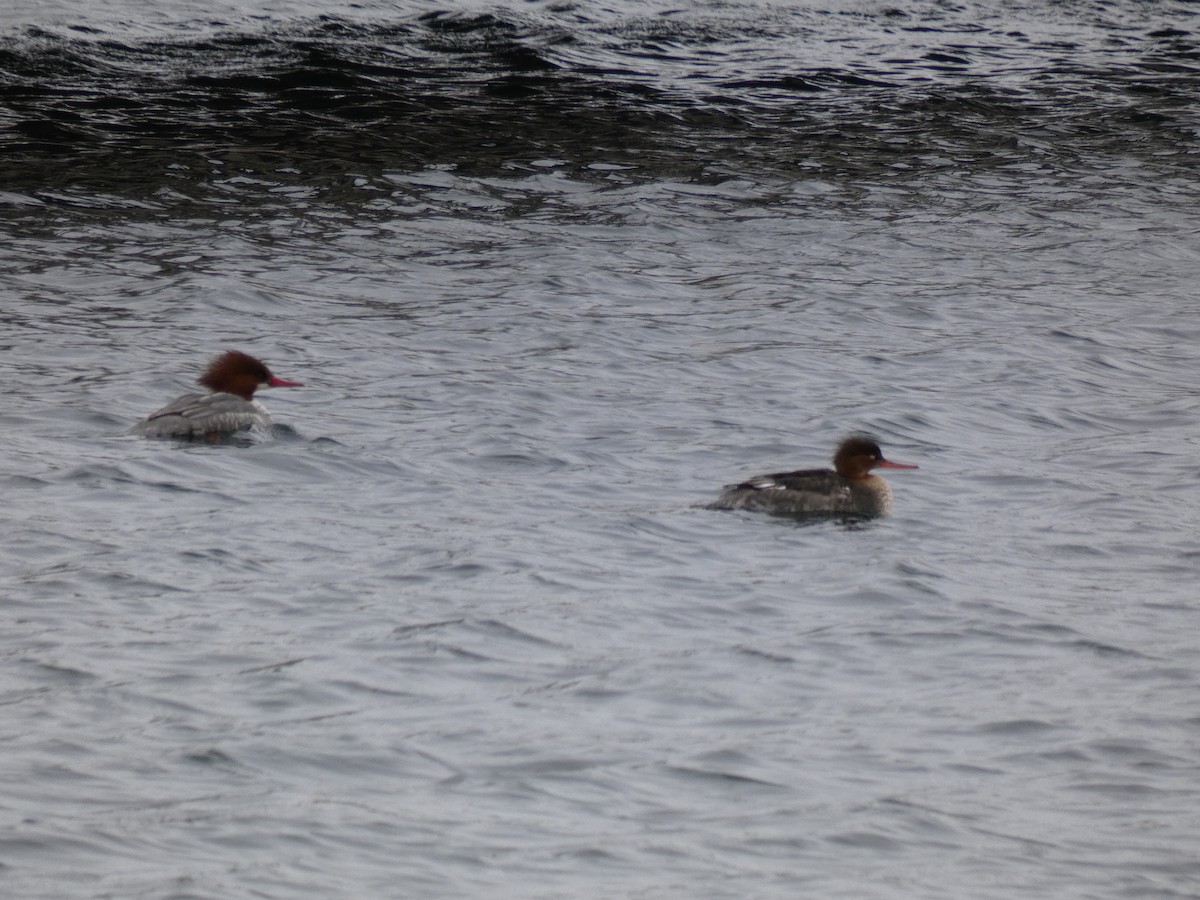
130,350,303,438
711,435,918,517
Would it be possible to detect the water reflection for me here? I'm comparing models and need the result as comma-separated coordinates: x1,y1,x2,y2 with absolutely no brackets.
1,4,1198,203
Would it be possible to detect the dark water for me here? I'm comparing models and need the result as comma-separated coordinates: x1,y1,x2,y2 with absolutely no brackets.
3,2,1200,898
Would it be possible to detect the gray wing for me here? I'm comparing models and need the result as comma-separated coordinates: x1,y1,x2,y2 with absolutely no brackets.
710,468,857,514
129,392,271,437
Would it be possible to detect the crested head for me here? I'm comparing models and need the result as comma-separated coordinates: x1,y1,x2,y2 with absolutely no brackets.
834,434,884,463
197,351,276,400
832,434,918,480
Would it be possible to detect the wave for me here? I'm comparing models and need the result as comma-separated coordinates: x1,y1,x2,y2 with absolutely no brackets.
1,5,1197,195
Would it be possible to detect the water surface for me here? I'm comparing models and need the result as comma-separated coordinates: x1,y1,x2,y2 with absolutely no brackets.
3,1,1200,897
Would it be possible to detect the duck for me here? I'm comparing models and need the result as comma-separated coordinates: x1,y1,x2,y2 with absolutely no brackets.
711,435,917,517
129,350,303,439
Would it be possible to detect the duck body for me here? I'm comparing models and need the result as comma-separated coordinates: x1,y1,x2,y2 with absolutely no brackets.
129,350,303,439
711,435,916,518
130,392,275,438
714,467,896,517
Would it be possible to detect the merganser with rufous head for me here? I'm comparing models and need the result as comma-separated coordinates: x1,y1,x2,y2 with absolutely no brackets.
711,435,918,517
129,350,303,439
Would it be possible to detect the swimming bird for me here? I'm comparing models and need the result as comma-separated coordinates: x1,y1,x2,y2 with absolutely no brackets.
130,350,303,439
711,435,917,517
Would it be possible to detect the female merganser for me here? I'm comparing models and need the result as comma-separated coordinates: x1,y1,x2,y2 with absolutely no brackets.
130,350,303,438
711,435,918,517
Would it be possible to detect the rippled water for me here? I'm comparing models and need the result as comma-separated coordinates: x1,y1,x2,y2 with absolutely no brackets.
3,1,1200,897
